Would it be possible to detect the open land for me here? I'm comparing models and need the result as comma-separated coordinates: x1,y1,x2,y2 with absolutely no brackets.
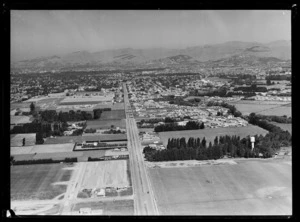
11,163,73,201
158,125,268,146
11,133,36,146
257,106,291,117
100,110,126,120
35,98,64,110
93,102,125,110
228,100,291,116
11,160,133,215
149,158,292,215
79,160,129,190
10,102,32,111
270,122,292,134
86,119,127,129
10,115,32,125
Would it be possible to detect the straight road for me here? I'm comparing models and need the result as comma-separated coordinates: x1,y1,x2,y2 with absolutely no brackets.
123,83,159,215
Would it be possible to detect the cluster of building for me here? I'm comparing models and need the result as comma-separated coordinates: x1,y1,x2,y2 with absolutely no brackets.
132,99,248,128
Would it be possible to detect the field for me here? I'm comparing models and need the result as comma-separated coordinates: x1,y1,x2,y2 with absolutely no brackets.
31,143,75,153
100,110,126,120
11,163,74,201
158,125,268,146
35,98,64,110
10,102,32,110
229,101,291,116
11,115,32,125
86,119,126,129
11,133,36,147
71,199,134,215
79,160,130,190
270,122,292,134
257,106,291,117
93,102,125,110
149,159,292,215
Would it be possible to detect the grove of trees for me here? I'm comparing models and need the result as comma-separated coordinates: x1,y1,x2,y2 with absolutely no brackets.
234,84,268,93
154,121,205,132
143,128,291,162
206,101,242,117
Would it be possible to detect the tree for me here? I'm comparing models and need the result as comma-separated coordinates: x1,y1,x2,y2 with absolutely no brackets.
30,102,35,114
201,137,207,148
214,136,219,146
36,132,44,144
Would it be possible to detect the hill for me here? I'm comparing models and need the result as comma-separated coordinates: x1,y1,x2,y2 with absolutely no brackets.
11,40,290,71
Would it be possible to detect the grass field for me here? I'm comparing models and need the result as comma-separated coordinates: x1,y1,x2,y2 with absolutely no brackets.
11,115,32,125
149,159,292,215
228,101,291,116
11,134,36,147
71,199,134,215
11,163,74,201
86,119,127,129
257,106,291,117
31,143,75,153
100,110,126,120
158,125,268,146
35,98,64,110
270,122,292,134
10,102,32,110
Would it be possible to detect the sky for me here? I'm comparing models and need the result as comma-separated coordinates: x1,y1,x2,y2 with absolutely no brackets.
11,10,291,61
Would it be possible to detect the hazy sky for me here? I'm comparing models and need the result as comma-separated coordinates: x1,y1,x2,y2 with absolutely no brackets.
11,10,291,61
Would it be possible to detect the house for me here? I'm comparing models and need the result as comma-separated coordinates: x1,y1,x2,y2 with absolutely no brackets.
97,188,105,197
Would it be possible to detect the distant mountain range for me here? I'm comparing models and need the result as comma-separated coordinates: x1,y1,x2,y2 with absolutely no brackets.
11,40,291,71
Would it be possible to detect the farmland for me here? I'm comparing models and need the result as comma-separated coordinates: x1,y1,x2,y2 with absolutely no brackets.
149,159,292,215
228,100,291,116
100,110,126,120
158,125,268,146
86,119,127,129
11,163,74,201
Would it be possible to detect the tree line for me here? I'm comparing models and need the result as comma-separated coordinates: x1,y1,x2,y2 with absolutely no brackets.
234,84,268,93
254,114,292,124
265,75,291,81
154,121,204,132
143,129,291,162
